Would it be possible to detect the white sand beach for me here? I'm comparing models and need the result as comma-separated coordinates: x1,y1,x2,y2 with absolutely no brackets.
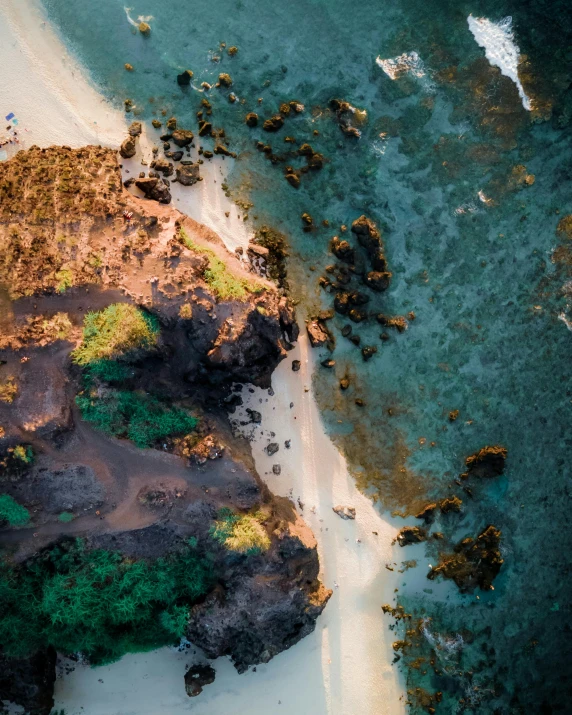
0,1,429,712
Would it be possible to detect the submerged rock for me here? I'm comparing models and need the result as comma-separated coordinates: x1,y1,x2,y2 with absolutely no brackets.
218,73,233,87
428,525,503,592
396,526,427,546
184,664,215,697
331,236,355,263
351,214,382,250
263,115,284,132
333,505,356,520
365,270,391,292
463,445,508,479
177,69,194,86
245,112,259,127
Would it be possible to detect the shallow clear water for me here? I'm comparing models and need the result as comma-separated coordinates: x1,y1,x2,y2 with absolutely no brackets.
40,0,572,710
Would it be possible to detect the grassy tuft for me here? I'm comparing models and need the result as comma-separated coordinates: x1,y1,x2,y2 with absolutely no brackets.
0,376,17,404
55,268,74,294
76,388,198,449
210,507,270,555
0,538,212,664
72,303,159,366
0,494,30,526
58,511,75,523
179,228,263,301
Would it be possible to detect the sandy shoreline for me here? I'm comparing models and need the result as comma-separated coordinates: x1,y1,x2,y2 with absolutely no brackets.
0,1,418,712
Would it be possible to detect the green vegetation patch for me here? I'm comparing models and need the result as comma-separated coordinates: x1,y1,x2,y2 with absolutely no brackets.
0,445,34,479
0,376,17,404
58,511,75,523
210,507,270,555
72,303,159,366
179,228,263,301
76,388,198,448
0,538,212,664
0,494,30,526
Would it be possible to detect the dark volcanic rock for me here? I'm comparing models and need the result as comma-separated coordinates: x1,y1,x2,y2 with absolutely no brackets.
364,270,391,292
415,503,438,524
351,214,382,251
292,359,301,372
428,525,503,592
177,69,194,86
0,648,57,715
187,524,331,673
463,445,508,479
135,177,172,204
119,135,137,158
184,664,215,697
171,129,195,147
176,163,200,186
396,526,428,546
331,236,355,263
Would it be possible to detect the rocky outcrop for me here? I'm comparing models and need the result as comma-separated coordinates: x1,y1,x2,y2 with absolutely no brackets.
396,526,428,546
428,525,503,592
172,129,194,147
119,135,137,158
187,514,331,672
306,319,330,348
0,647,56,715
333,505,356,520
135,176,172,203
463,445,508,479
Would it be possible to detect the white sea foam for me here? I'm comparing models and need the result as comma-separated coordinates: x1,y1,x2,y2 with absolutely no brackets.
124,7,153,28
467,15,532,111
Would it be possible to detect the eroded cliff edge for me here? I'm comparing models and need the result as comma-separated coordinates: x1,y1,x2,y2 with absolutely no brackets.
0,145,329,714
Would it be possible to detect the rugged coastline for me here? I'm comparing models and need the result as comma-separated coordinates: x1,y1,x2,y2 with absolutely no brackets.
0,144,330,712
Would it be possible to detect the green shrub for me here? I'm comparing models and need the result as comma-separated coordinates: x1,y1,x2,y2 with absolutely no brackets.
58,511,75,523
76,388,198,448
210,507,270,555
55,268,74,294
0,445,35,479
179,229,263,301
0,494,30,526
72,303,159,366
0,538,212,664
84,359,132,384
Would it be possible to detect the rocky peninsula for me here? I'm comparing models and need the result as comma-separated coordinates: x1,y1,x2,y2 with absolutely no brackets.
0,145,330,713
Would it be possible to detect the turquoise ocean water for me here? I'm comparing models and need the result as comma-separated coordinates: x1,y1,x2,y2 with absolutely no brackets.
40,0,572,710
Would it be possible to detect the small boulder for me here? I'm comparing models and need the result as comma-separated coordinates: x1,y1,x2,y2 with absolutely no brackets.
166,117,177,130
119,135,137,158
135,177,171,204
333,505,356,520
306,320,329,348
150,158,174,176
184,664,215,697
292,360,301,372
266,443,279,456
172,129,194,147
285,172,300,188
176,163,200,186
128,121,142,137
218,73,233,87
245,112,259,127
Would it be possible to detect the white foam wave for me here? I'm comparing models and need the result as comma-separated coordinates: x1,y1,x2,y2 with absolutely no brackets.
124,7,153,28
467,15,531,111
